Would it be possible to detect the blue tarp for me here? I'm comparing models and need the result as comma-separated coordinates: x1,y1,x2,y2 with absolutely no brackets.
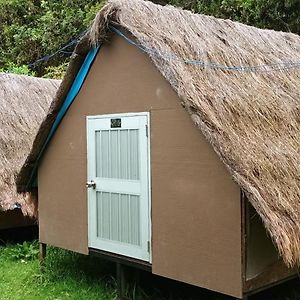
27,46,100,190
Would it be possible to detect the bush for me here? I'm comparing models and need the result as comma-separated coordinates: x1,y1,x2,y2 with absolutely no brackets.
0,0,106,77
0,62,35,76
7,241,39,261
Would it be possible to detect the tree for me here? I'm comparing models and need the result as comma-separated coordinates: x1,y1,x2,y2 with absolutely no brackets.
164,0,300,34
0,0,298,78
0,0,106,77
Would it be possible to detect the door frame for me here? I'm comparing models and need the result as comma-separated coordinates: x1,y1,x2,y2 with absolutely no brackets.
86,112,152,263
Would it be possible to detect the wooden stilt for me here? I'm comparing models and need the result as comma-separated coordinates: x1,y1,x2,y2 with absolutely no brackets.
39,242,47,272
116,262,126,300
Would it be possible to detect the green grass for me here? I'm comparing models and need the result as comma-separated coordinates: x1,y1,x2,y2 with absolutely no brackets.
0,241,299,300
0,242,115,300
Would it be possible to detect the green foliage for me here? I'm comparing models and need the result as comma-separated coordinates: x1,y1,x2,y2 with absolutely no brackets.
37,1,105,55
0,242,115,300
43,62,69,79
0,62,36,76
163,0,300,33
0,0,299,78
0,0,106,77
6,241,39,261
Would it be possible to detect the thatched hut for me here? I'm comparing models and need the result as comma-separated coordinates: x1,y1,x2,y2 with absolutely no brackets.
0,73,60,229
16,0,300,299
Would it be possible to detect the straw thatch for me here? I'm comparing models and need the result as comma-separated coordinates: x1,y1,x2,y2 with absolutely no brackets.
0,73,60,216
17,0,300,266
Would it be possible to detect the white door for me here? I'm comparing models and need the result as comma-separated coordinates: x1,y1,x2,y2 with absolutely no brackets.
87,113,151,262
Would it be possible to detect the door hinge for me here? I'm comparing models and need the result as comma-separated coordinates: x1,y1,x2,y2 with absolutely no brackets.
147,241,151,252
145,124,148,137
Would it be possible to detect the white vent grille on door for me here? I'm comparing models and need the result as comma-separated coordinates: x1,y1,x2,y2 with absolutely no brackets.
96,191,141,246
95,129,139,180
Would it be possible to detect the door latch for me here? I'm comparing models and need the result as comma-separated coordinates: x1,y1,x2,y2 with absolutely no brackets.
86,180,96,189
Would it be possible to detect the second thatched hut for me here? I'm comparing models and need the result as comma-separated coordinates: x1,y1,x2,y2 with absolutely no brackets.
0,73,60,231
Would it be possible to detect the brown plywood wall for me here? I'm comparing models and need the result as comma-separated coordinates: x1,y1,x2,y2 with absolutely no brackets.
38,35,242,297
151,109,242,297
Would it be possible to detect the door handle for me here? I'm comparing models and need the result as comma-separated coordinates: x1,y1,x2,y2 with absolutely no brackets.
86,180,96,189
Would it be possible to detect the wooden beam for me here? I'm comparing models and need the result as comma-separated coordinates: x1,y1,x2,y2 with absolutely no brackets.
244,259,297,294
116,263,126,300
39,242,47,272
241,191,248,289
89,248,151,272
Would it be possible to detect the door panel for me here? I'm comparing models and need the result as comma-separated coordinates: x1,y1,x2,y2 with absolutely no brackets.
87,113,150,262
96,192,141,246
95,129,140,180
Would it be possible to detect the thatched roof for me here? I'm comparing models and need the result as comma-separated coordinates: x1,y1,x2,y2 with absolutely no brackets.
17,0,300,266
0,73,60,216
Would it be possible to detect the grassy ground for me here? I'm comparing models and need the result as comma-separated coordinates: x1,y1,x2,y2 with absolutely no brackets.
0,241,299,300
0,242,115,300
